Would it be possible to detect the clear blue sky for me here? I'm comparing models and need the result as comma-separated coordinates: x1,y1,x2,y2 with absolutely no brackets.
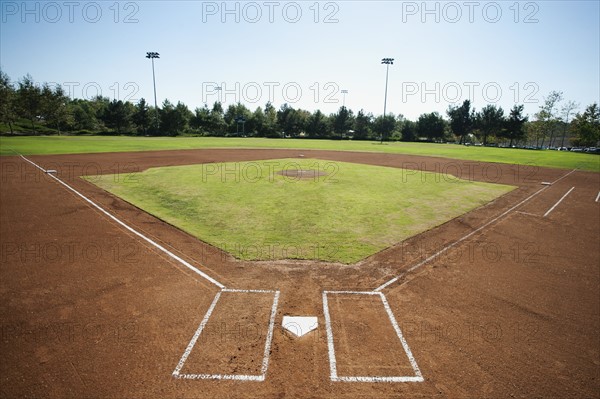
1,1,598,119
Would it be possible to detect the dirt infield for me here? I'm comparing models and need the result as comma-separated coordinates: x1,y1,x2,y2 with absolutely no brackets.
1,148,598,398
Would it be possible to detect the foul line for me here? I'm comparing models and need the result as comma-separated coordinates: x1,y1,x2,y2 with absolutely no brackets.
322,290,423,383
172,289,280,381
543,187,575,217
19,155,225,290
595,191,600,203
374,168,578,292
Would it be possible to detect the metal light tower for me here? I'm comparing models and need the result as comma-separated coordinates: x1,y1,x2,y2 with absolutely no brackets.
146,52,160,132
381,57,394,143
381,58,394,116
341,89,348,107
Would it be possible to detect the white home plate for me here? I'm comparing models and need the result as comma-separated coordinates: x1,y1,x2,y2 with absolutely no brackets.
282,316,318,337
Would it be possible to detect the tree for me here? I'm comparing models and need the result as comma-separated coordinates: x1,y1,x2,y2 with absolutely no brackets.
559,100,579,147
277,104,306,137
276,103,293,137
40,84,70,134
447,100,475,144
103,99,132,134
0,70,17,134
417,112,446,141
391,114,406,141
306,109,330,138
373,114,396,141
160,100,191,136
535,90,563,148
132,98,151,135
17,74,42,132
263,102,278,137
246,106,265,136
53,86,71,134
40,83,55,125
70,103,92,131
504,105,528,147
209,101,227,135
571,103,600,147
190,105,211,133
70,98,102,131
353,109,372,140
332,106,354,139
296,109,310,136
175,101,193,133
400,120,417,142
476,104,505,145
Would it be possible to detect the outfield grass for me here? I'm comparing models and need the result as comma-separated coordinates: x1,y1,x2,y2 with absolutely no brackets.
1,136,598,171
86,158,515,263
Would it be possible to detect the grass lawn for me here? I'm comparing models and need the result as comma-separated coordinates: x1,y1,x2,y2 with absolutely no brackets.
1,136,599,171
85,158,516,263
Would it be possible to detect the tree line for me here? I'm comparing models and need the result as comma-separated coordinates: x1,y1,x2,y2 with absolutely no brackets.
1,71,598,147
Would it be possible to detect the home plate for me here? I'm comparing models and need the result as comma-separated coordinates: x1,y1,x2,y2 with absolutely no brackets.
282,316,318,337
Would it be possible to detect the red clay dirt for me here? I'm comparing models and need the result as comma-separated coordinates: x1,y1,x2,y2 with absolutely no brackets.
1,148,598,398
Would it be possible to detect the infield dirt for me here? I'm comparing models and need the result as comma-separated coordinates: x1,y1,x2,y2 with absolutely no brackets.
1,148,598,398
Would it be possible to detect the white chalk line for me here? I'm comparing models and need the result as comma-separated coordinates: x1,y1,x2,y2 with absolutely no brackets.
322,290,423,383
222,288,276,294
173,289,280,381
260,290,280,377
19,155,226,290
374,168,578,292
543,187,575,217
594,191,599,203
322,292,338,381
379,293,423,381
172,291,222,377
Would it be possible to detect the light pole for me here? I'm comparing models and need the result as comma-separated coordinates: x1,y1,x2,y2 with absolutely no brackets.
341,89,348,108
381,57,394,143
146,51,160,132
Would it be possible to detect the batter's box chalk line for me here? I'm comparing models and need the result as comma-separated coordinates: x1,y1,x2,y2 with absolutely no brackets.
172,289,280,381
322,290,424,383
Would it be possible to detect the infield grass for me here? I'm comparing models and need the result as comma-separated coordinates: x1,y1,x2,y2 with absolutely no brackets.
86,158,516,263
2,136,598,171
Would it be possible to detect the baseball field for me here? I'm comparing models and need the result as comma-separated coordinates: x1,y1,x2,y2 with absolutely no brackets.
1,137,598,398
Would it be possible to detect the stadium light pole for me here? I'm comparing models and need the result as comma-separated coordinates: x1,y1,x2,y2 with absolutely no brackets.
146,52,160,132
381,58,394,143
341,89,348,107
